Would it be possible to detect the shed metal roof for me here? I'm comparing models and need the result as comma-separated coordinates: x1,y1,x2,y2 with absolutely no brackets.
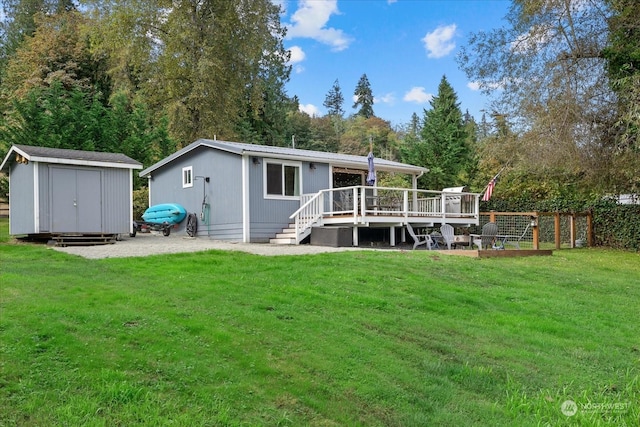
0,144,143,172
139,139,428,177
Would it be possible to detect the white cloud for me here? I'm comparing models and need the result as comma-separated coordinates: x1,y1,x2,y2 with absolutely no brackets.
288,46,305,64
422,24,457,58
286,46,305,73
286,0,353,52
299,103,320,117
467,81,481,91
403,87,433,103
375,93,396,105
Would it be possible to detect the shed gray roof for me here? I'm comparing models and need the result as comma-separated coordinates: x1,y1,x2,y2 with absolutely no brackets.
1,144,143,172
139,139,428,177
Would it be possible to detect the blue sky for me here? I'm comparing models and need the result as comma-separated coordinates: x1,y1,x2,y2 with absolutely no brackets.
278,0,511,127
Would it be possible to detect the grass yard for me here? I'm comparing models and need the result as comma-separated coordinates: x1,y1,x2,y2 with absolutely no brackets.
1,219,639,426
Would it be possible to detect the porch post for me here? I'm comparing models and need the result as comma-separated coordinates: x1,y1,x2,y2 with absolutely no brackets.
390,226,395,246
352,226,358,246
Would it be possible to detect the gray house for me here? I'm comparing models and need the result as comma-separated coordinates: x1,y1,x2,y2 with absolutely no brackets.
139,139,480,245
0,145,142,238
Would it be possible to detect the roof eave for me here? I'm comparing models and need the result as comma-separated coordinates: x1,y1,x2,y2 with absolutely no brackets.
138,139,429,177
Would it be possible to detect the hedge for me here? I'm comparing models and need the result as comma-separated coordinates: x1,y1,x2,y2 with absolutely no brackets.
482,197,640,251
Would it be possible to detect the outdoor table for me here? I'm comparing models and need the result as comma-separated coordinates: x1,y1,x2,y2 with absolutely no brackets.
452,235,470,249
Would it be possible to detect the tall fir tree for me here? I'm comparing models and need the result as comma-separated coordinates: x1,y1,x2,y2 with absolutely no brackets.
352,73,374,118
323,78,344,117
402,75,468,189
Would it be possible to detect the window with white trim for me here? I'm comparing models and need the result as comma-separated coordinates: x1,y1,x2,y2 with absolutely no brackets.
265,161,301,198
182,166,193,188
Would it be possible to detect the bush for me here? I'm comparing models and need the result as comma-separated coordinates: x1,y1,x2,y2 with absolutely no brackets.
482,196,640,251
591,200,640,251
133,187,149,220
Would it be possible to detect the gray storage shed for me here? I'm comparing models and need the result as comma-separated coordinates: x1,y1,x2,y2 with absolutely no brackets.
0,145,142,237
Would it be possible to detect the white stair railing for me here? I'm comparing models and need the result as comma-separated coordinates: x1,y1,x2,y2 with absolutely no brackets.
289,190,326,244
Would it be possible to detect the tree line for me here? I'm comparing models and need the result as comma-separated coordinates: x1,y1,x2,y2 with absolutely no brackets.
0,0,638,203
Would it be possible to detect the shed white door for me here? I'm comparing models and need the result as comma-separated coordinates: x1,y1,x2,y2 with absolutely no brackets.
50,167,103,233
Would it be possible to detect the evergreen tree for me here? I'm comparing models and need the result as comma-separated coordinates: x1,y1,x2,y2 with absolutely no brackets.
402,75,468,189
323,78,344,117
408,112,421,137
602,0,640,194
0,81,175,187
352,73,374,118
86,0,292,145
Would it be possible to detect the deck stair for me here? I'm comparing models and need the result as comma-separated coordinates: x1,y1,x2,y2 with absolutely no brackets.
269,224,298,245
51,233,117,247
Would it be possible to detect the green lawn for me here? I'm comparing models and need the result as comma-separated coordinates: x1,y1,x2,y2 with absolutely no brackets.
1,221,639,426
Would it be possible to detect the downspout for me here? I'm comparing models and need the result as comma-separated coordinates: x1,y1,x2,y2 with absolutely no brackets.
147,175,152,207
241,155,250,243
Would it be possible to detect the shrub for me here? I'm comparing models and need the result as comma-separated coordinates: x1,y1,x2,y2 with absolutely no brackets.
133,187,149,220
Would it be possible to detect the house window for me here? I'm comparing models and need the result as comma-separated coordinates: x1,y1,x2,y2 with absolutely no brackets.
265,161,300,198
182,166,193,188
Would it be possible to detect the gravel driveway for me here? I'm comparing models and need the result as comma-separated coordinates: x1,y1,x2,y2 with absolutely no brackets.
53,232,373,259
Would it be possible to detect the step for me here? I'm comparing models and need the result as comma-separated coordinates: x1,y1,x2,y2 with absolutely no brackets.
274,231,296,239
52,234,117,247
269,237,297,245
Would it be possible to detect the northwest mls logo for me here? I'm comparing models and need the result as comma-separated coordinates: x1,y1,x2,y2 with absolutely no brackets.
561,400,578,417
561,399,631,417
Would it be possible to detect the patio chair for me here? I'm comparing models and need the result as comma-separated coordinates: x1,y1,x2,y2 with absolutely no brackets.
406,223,432,250
470,222,501,250
440,224,455,250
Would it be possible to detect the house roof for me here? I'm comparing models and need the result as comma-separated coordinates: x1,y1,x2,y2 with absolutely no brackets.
0,144,143,172
139,139,429,177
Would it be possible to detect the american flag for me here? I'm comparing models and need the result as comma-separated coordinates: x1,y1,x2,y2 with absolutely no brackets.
482,175,498,201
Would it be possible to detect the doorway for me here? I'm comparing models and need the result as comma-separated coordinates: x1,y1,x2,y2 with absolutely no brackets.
50,167,103,233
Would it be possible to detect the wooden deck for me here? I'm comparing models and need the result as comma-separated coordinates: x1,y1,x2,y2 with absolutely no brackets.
289,186,481,245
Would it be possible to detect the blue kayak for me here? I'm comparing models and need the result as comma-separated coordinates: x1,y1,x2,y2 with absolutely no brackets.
142,203,187,224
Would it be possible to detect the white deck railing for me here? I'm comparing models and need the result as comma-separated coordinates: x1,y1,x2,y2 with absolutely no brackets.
289,186,481,244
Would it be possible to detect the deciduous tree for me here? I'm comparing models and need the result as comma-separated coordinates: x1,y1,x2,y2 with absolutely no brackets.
458,0,633,196
86,0,292,145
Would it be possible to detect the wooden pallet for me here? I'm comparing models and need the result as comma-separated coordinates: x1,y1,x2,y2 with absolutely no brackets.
51,234,117,247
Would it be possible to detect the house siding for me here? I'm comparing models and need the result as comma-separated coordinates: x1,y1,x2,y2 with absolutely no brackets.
102,168,133,234
303,162,331,194
38,163,49,232
9,161,36,235
246,159,330,242
149,147,243,240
